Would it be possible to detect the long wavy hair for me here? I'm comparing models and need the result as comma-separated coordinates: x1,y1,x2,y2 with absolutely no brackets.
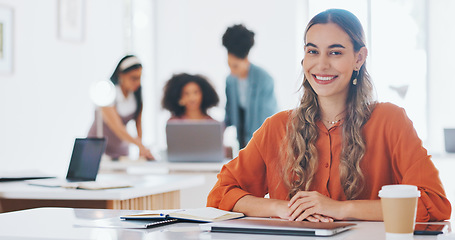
282,9,376,200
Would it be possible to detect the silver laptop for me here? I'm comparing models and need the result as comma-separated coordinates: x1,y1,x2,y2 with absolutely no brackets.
166,121,224,162
27,138,107,187
444,128,455,153
201,218,356,237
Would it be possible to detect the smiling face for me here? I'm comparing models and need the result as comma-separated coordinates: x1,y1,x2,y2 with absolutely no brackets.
303,23,367,102
180,82,203,112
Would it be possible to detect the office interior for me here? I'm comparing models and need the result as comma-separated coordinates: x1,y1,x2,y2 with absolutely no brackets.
0,0,454,220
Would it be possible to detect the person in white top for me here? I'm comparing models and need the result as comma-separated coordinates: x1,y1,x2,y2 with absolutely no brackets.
88,55,154,160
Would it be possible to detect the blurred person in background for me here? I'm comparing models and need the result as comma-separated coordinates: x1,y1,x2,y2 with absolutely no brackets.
222,24,278,149
88,55,154,160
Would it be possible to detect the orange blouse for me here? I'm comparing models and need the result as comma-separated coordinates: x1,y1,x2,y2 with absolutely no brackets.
207,103,451,221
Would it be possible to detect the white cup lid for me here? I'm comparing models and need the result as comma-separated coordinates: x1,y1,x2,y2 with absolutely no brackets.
378,184,421,198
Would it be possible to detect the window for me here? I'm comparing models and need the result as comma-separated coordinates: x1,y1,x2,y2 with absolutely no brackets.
370,0,427,140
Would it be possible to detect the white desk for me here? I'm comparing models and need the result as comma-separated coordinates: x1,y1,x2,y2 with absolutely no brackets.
0,174,204,213
100,157,455,221
431,156,455,222
0,207,450,240
100,159,227,209
100,159,227,173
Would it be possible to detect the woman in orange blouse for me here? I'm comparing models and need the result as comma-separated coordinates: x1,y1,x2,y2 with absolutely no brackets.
207,9,451,222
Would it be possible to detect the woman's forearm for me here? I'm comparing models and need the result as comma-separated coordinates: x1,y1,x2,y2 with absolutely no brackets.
234,194,383,221
101,107,143,147
232,195,289,218
340,199,382,221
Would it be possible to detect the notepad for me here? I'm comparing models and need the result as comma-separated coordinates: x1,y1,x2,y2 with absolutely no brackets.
120,207,244,223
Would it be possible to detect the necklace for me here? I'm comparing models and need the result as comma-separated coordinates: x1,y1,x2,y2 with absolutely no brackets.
326,118,343,125
322,109,346,125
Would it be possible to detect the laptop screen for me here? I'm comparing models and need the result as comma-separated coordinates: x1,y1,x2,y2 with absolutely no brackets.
166,121,224,162
66,138,107,181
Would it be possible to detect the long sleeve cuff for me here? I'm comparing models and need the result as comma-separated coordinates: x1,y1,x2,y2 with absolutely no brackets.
218,187,252,211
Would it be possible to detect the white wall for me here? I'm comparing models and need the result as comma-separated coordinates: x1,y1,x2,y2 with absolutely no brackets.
152,0,308,150
0,0,308,174
427,0,455,153
0,0,126,175
1,0,454,176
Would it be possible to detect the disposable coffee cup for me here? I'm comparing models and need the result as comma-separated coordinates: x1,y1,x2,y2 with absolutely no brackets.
378,185,421,240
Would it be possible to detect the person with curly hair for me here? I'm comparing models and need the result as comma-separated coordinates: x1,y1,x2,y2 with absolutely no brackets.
208,9,451,222
162,73,219,120
222,24,278,149
88,55,154,160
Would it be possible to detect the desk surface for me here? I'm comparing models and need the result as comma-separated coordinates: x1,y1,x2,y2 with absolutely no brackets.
0,207,450,240
0,174,204,200
100,158,229,174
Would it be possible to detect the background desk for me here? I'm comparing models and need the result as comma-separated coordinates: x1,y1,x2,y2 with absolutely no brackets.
0,174,204,213
100,159,227,209
0,207,450,240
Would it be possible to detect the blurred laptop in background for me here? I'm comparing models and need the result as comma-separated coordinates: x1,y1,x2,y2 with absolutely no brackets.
165,121,227,162
444,128,455,153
